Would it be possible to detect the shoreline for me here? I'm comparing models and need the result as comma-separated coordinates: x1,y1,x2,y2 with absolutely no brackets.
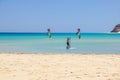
0,52,120,54
0,53,120,80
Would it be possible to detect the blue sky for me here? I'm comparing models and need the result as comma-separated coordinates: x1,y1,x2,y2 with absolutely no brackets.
0,0,120,32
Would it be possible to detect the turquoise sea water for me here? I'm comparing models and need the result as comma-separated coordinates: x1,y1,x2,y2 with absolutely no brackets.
0,33,120,54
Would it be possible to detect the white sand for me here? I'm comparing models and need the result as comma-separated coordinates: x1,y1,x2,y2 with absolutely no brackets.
0,53,120,80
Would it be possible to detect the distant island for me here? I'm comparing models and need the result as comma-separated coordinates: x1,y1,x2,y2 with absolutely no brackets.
111,24,120,33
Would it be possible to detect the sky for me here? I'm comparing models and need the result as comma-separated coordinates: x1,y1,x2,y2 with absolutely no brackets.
0,0,120,33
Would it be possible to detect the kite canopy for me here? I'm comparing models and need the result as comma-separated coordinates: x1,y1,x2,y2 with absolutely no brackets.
47,28,50,32
77,28,80,32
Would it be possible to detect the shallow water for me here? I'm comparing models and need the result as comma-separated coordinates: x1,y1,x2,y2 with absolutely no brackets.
0,33,120,54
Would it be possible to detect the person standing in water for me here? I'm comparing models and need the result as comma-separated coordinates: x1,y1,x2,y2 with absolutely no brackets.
47,28,51,38
76,28,81,39
66,38,71,49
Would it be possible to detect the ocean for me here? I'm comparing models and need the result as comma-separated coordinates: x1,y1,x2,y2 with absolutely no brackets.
0,33,120,54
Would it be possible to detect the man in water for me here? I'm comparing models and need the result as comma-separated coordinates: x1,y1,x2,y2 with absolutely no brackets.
66,38,71,49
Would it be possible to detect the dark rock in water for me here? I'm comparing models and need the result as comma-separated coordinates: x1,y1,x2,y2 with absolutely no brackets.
111,24,120,32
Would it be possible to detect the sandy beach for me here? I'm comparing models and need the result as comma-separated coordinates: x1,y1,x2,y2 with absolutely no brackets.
0,53,120,80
